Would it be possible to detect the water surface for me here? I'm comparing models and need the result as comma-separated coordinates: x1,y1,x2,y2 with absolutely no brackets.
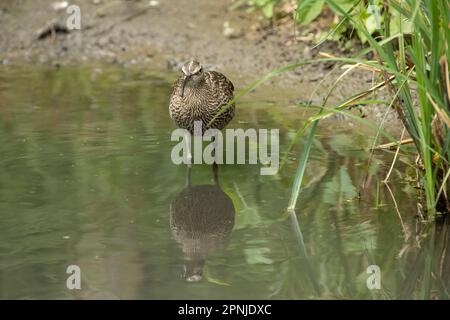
0,66,448,299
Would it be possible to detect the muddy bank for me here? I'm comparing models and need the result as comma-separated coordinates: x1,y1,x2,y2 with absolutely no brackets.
0,0,399,126
0,1,328,70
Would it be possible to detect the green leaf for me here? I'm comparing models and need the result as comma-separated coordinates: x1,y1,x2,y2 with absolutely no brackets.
296,0,325,24
247,0,278,18
323,166,358,204
389,8,414,35
332,0,357,14
262,3,274,18
204,266,232,286
244,247,274,264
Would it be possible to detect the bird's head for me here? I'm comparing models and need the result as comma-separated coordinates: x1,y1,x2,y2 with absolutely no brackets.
179,60,203,97
183,257,205,282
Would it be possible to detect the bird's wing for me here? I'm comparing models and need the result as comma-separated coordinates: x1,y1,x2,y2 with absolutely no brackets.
170,77,183,98
206,71,234,100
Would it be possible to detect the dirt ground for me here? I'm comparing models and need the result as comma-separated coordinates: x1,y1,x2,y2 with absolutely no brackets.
0,0,324,70
0,0,399,124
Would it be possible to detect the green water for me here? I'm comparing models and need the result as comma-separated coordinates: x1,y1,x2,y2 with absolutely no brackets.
0,66,448,299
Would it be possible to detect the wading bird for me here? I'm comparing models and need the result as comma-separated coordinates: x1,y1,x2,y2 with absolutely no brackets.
169,60,235,134
169,60,235,184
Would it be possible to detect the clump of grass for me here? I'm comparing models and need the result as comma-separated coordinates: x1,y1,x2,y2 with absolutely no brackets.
328,0,449,217
288,0,449,218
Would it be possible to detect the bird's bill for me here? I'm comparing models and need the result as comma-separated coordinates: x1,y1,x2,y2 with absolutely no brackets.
180,75,189,97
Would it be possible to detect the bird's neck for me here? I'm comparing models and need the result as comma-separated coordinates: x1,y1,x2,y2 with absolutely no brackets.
185,77,206,95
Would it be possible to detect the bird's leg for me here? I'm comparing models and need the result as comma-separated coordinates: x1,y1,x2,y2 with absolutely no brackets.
186,165,192,187
212,135,216,161
213,162,219,185
184,131,192,187
211,135,220,184
212,134,219,164
184,131,193,167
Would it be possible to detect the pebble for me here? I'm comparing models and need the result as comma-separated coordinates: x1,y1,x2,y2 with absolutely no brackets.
52,1,69,11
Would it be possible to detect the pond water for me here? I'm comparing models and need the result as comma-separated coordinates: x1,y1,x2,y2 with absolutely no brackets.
0,66,448,299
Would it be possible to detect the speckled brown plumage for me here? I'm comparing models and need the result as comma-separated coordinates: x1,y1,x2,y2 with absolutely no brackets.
169,61,235,133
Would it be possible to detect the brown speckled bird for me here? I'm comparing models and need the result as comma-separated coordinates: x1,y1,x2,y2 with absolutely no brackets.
169,60,235,133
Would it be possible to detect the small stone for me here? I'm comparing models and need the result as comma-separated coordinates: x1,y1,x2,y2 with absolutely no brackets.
223,21,234,38
223,21,243,39
52,1,69,11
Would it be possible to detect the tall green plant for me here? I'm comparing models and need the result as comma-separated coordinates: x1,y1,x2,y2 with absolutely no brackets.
321,0,450,216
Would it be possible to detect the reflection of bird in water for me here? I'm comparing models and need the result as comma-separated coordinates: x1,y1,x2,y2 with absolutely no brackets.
170,166,235,282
